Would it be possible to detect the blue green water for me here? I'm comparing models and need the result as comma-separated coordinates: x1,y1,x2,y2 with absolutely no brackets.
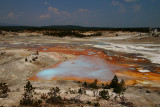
37,55,114,81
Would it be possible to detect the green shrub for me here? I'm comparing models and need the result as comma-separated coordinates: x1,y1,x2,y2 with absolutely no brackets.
78,88,86,95
47,87,63,104
0,82,9,98
103,83,110,89
99,90,110,100
82,79,99,89
82,82,88,87
41,93,48,100
36,51,39,55
120,95,134,107
68,88,77,94
25,58,28,62
93,102,100,106
0,82,9,95
89,79,98,89
86,101,91,104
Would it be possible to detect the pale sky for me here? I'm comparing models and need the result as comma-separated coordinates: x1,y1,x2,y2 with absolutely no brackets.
0,0,160,27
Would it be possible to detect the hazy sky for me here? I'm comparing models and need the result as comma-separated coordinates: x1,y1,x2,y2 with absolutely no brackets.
0,0,160,27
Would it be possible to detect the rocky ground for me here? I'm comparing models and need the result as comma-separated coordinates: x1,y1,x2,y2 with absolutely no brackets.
0,31,160,106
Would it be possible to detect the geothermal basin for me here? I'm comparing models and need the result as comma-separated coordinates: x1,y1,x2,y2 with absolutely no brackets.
29,46,160,85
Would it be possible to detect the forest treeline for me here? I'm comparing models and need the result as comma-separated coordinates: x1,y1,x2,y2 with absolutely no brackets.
0,25,158,32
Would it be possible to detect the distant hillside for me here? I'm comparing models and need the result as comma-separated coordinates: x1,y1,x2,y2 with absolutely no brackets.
0,23,10,26
0,26,32,31
0,23,21,26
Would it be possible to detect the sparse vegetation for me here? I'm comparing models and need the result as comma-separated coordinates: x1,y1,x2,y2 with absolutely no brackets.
32,57,36,61
20,81,42,106
103,83,110,89
99,90,110,100
89,79,98,89
86,100,92,104
41,93,48,100
93,101,100,106
78,88,86,95
47,87,63,104
67,88,77,94
0,82,9,98
0,52,6,55
82,81,88,87
1,74,134,107
119,95,134,107
36,51,39,55
83,79,99,89
80,76,128,106
43,30,102,38
25,58,28,62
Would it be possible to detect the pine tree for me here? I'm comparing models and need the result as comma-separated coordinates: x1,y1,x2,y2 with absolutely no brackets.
119,79,126,94
113,83,121,94
120,79,125,86
110,75,118,88
24,81,35,97
113,79,126,95
20,81,36,105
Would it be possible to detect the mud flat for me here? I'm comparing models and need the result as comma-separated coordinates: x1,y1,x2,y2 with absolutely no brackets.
0,32,160,106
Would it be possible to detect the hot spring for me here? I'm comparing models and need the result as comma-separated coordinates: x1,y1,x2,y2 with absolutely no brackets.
36,55,114,82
